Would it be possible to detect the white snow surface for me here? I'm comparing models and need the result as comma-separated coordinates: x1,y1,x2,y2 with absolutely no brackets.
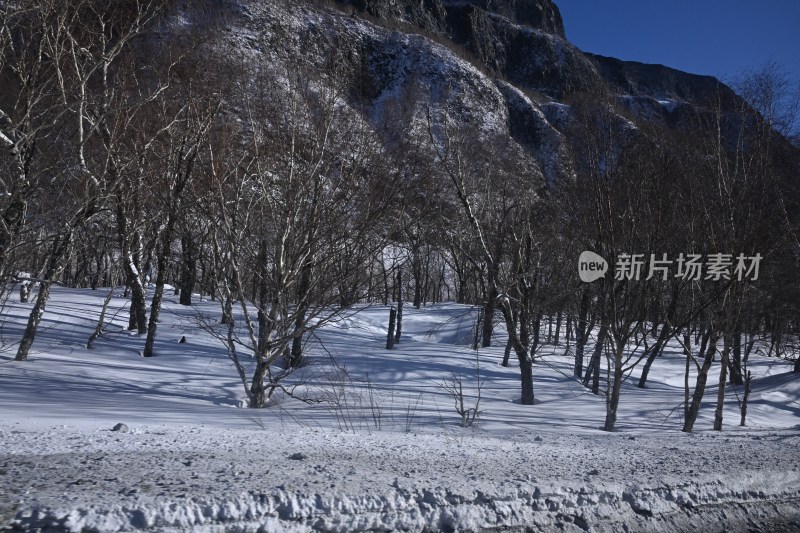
1,287,799,532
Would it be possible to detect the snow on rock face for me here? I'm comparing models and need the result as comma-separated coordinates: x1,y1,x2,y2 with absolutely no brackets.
2,425,799,532
495,80,569,185
338,0,566,38
366,31,510,136
166,0,567,184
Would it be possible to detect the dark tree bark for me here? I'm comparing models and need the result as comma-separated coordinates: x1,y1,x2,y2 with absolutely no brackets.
638,287,678,388
117,201,148,334
574,286,590,377
502,338,512,367
15,233,74,361
740,371,752,425
144,212,183,356
249,359,270,408
730,329,743,385
394,267,403,344
289,263,312,368
637,324,672,388
683,330,692,422
713,333,731,430
220,293,233,325
386,307,397,350
498,301,534,404
412,253,422,309
481,285,496,348
472,309,482,350
19,282,30,303
554,311,562,346
179,231,197,306
531,312,542,355
603,337,626,432
143,224,176,357
583,322,608,395
683,327,719,433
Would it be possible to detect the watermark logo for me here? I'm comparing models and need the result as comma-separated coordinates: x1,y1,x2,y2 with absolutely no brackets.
578,252,762,282
578,251,608,282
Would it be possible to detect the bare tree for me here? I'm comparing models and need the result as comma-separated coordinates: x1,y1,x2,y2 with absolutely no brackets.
202,56,398,407
13,0,164,361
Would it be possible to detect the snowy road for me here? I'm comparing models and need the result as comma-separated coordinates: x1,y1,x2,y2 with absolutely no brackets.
2,423,799,532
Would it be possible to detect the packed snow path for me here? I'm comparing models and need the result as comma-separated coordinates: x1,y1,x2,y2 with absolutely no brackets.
1,424,799,532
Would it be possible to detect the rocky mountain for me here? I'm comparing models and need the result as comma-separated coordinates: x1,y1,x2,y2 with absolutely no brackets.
161,0,744,186
332,0,737,104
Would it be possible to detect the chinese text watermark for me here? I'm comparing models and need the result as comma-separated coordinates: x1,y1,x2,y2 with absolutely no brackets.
579,252,762,283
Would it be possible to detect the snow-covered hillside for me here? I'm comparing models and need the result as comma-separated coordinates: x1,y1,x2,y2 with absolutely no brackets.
1,287,798,531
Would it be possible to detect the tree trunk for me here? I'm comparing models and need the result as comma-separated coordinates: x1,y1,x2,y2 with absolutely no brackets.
745,331,757,361
144,212,180,356
16,281,54,361
554,311,562,346
179,232,197,306
382,259,390,305
637,323,672,388
19,282,30,303
519,353,534,405
472,309,482,350
386,307,397,350
289,263,312,368
730,330,743,385
591,324,604,395
683,330,691,422
481,286,496,347
412,257,422,309
499,301,534,404
683,328,719,433
249,359,270,408
221,293,233,325
531,312,542,356
15,233,74,361
574,287,590,377
603,338,626,432
87,286,116,350
713,333,731,430
502,338,512,367
566,315,572,346
740,370,752,425
394,268,403,344
124,251,148,334
583,322,607,394
255,239,275,360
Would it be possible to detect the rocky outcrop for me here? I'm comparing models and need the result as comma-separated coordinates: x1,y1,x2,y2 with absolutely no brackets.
587,54,739,109
335,0,742,111
338,0,564,36
448,0,565,36
159,0,754,192
337,0,597,99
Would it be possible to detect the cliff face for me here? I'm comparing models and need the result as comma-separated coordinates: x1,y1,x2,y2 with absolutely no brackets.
340,0,564,37
160,0,744,187
335,0,595,98
335,0,736,105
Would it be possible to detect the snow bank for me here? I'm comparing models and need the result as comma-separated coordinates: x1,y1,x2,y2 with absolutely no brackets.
2,425,799,532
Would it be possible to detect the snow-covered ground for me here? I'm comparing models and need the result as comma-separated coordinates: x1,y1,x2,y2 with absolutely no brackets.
1,287,798,532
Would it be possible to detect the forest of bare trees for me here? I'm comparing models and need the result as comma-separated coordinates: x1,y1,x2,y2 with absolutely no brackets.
2,0,798,430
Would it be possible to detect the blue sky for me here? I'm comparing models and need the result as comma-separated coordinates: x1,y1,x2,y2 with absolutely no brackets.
555,1,799,87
